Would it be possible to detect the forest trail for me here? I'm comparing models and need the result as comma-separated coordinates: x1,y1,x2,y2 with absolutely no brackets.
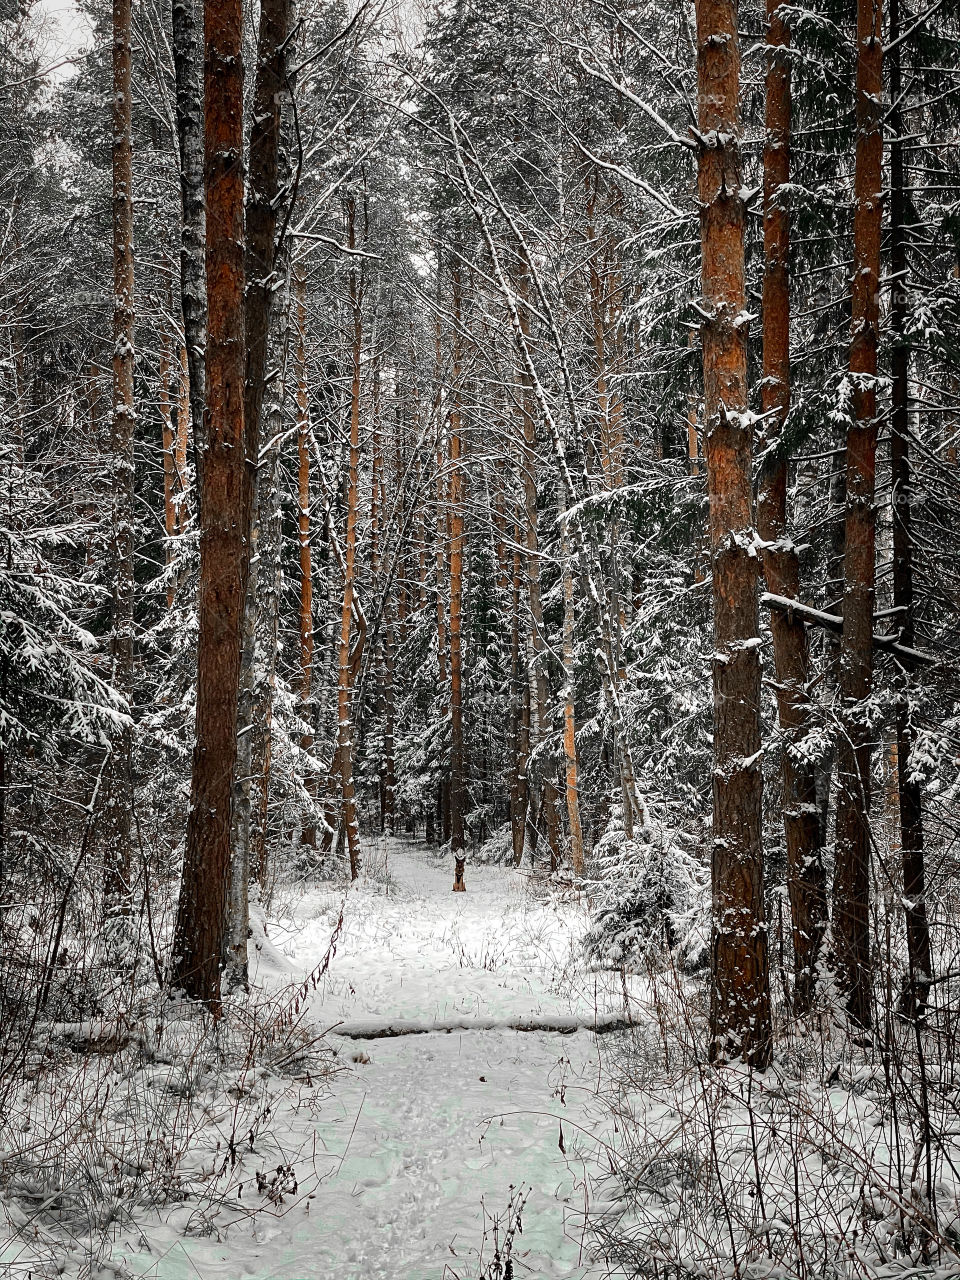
4,844,636,1280
226,840,632,1280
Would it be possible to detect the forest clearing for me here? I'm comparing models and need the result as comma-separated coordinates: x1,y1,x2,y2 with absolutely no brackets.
2,0,960,1275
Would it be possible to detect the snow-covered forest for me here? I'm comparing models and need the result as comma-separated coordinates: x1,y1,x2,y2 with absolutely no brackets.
2,0,960,1274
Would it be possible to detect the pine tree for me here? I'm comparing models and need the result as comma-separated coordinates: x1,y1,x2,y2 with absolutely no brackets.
695,0,772,1068
833,0,884,1031
756,0,826,1015
171,0,249,1009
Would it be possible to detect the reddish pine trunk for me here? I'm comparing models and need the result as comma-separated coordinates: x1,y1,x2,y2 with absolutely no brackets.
757,0,826,1015
175,343,190,526
696,0,772,1067
687,328,701,481
171,0,248,1010
833,0,884,1030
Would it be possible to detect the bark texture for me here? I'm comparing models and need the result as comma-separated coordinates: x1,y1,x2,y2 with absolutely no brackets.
160,330,189,588
227,0,293,981
757,0,825,1015
833,0,883,1030
171,0,247,1009
696,0,772,1067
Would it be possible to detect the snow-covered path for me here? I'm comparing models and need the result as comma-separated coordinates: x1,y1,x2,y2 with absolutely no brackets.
127,842,633,1280
247,840,628,1280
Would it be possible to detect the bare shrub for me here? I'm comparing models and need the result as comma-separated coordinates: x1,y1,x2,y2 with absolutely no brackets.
588,956,960,1280
0,977,338,1275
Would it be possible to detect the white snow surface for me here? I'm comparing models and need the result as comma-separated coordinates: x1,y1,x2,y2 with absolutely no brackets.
230,839,628,1280
15,840,633,1280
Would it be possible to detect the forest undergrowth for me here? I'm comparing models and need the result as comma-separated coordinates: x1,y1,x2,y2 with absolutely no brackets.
586,951,960,1280
0,883,341,1278
4,838,960,1280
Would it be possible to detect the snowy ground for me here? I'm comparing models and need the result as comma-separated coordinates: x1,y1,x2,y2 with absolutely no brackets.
9,839,954,1280
3,839,638,1280
230,839,633,1280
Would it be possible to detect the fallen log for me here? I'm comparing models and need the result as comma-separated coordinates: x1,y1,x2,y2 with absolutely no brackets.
326,1012,636,1040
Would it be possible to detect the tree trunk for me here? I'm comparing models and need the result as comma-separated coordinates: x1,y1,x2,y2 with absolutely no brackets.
225,0,292,984
687,329,701,480
104,0,136,931
510,536,529,865
171,0,248,1010
687,339,706,585
889,0,932,1022
559,484,585,876
171,0,206,481
833,0,883,1031
175,342,190,525
243,0,290,453
295,273,317,848
448,259,467,888
517,303,562,874
757,0,826,1016
338,199,363,880
160,330,177,607
696,0,772,1068
382,608,397,837
161,311,189,605
250,400,282,892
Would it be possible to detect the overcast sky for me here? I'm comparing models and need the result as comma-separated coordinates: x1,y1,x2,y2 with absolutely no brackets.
31,0,424,83
33,0,93,79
